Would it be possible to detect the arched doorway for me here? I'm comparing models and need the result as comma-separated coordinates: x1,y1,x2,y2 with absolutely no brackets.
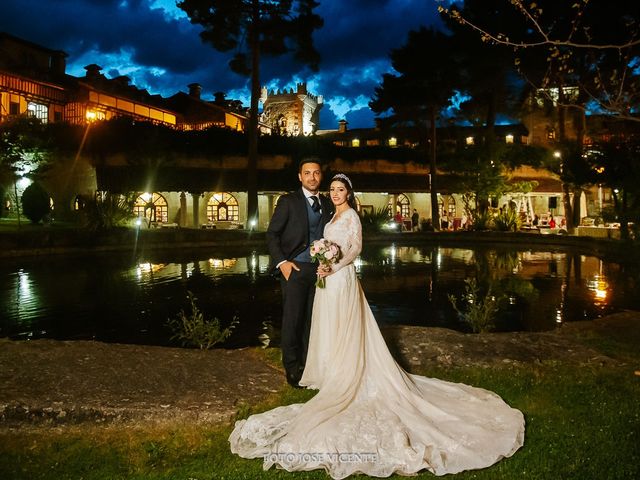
389,194,410,218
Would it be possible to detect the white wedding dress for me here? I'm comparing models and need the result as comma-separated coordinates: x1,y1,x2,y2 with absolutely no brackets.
229,208,525,478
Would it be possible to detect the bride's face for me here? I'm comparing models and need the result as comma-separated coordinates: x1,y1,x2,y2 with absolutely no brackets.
330,180,349,207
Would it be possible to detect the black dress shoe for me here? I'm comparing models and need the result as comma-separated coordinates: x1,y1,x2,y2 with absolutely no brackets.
286,370,302,389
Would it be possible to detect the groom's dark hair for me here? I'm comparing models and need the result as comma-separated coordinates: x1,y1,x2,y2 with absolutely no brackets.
298,156,324,172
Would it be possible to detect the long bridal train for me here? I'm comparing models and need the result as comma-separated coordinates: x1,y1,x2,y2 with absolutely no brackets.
229,209,524,479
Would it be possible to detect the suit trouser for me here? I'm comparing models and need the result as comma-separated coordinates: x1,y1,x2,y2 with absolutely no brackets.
279,261,317,376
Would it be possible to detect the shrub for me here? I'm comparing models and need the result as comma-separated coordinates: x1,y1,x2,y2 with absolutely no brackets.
493,208,521,232
21,182,50,224
448,278,503,333
166,291,238,349
81,192,135,231
470,211,493,231
360,206,392,233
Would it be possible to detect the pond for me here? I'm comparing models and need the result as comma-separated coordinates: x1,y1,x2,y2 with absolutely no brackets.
1,243,639,348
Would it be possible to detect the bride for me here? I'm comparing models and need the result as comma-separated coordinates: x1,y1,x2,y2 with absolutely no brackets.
229,174,525,478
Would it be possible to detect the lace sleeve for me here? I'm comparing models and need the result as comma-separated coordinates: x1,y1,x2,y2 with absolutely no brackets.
331,210,362,274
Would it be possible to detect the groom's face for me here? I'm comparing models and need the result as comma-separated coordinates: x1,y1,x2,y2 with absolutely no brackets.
298,162,322,194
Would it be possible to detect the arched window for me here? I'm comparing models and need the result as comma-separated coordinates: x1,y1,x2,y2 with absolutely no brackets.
134,192,168,223
438,195,456,218
389,194,410,219
207,192,239,222
74,195,85,211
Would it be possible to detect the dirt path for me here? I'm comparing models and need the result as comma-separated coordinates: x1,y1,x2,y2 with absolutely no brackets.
1,311,638,428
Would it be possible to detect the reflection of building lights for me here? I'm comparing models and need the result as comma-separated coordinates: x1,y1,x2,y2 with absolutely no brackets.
208,258,238,269
383,245,397,265
555,308,563,324
18,270,32,302
553,150,562,158
587,274,609,303
250,253,257,270
136,262,164,278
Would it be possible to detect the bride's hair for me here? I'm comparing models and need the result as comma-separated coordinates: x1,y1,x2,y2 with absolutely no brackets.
330,173,357,210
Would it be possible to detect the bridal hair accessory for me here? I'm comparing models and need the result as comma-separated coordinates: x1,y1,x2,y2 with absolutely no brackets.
332,173,352,188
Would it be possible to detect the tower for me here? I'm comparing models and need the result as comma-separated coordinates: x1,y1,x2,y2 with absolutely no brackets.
260,82,323,136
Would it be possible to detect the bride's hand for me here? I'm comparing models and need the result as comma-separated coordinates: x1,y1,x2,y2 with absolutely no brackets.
317,264,332,278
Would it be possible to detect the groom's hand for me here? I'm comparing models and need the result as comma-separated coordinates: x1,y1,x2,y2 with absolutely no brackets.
280,261,300,281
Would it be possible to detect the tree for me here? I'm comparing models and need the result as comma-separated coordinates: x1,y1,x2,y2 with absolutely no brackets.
586,141,640,240
370,27,459,229
178,0,323,228
440,0,640,232
0,116,52,226
439,0,640,121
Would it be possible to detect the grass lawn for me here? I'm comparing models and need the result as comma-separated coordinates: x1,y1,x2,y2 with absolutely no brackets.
1,354,638,480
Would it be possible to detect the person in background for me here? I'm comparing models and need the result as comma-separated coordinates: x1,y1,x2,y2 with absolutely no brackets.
411,209,420,232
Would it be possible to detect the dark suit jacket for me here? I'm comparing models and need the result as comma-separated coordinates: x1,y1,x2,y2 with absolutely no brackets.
266,189,333,275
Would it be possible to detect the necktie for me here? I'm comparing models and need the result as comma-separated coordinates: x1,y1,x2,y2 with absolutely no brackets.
310,196,321,213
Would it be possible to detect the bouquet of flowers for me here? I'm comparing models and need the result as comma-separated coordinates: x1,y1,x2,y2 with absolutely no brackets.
310,238,342,288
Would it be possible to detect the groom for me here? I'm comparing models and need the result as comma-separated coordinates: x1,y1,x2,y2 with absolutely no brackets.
267,158,333,387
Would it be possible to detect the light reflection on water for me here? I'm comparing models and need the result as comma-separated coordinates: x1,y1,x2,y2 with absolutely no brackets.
0,245,638,347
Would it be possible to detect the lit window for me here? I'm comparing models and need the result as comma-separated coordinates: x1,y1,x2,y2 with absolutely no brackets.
351,138,360,147
438,196,456,219
27,102,48,123
388,137,397,147
74,195,86,210
134,193,169,224
366,139,379,146
207,192,239,222
465,136,474,145
505,134,514,144
388,194,411,219
85,109,106,122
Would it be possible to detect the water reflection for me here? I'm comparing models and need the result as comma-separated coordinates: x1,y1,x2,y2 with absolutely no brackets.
0,245,638,347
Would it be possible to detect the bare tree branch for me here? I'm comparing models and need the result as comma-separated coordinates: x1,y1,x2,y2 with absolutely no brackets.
438,1,640,50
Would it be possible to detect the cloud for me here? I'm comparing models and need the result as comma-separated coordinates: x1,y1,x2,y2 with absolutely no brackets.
0,0,444,127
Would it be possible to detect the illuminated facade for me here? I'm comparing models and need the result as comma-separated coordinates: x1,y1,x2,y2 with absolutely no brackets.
260,83,323,136
0,32,246,130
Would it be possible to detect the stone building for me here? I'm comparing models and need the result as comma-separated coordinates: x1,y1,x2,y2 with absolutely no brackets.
2,32,631,233
260,83,323,136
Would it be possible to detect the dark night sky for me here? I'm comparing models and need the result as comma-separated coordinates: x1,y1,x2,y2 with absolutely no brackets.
1,0,452,129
